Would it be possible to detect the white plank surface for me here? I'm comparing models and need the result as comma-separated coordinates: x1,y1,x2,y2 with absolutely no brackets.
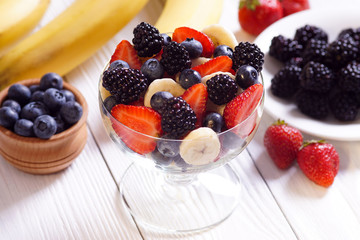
1,0,360,239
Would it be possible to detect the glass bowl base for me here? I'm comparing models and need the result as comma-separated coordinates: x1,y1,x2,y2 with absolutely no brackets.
119,162,242,233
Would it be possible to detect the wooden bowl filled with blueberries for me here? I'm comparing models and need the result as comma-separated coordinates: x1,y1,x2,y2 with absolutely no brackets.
0,73,88,174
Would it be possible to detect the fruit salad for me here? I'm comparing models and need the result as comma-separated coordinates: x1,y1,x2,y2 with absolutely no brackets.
99,22,264,169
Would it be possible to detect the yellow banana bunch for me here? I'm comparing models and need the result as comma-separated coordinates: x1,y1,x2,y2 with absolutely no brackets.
0,0,50,56
155,0,224,33
0,0,224,89
0,0,149,89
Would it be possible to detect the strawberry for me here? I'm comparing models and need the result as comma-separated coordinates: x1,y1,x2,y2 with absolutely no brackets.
111,104,162,154
110,40,142,70
297,141,339,187
223,83,263,129
280,0,310,17
181,83,208,128
238,0,283,36
192,56,233,77
172,26,215,57
263,120,303,169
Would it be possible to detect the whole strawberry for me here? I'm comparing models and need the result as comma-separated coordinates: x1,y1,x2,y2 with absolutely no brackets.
238,0,283,36
297,141,339,187
264,120,303,169
280,0,310,17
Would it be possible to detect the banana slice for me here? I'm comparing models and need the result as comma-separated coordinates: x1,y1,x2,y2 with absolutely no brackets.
179,127,221,165
202,24,238,49
100,86,111,101
206,99,226,116
191,57,210,68
144,78,185,107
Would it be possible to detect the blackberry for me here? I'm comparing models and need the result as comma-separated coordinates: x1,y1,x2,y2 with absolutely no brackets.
330,91,359,121
160,97,196,138
324,38,358,69
270,65,302,99
295,88,329,119
337,28,360,43
206,74,238,105
302,39,328,64
160,41,191,75
102,67,148,104
294,25,328,47
132,22,163,57
300,61,334,93
285,57,306,68
269,35,303,63
232,42,264,72
338,61,360,93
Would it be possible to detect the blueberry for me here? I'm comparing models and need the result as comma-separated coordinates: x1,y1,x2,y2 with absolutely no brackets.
109,60,130,70
30,91,45,102
161,33,171,45
214,45,233,58
103,95,118,113
2,99,21,113
179,69,201,89
151,149,173,167
203,112,224,133
180,38,203,59
20,102,48,121
14,119,34,137
40,72,63,90
33,115,57,139
141,58,164,83
43,88,66,112
29,84,40,93
60,89,75,102
60,101,83,125
150,91,173,112
173,156,191,171
0,107,19,129
7,84,31,106
53,115,67,134
157,137,180,158
235,65,259,89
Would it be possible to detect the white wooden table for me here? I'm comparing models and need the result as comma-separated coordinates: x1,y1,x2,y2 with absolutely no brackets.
1,0,360,239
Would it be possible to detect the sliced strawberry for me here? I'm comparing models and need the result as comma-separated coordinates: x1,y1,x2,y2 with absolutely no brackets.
181,83,208,128
111,104,162,154
192,56,233,77
110,40,142,70
223,83,263,129
172,26,215,57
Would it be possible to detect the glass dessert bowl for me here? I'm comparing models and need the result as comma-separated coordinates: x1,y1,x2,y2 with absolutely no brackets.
98,22,265,232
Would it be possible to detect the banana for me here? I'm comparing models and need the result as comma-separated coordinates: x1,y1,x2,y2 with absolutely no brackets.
179,127,221,165
0,0,50,57
144,78,185,107
0,0,149,89
155,0,224,33
201,24,238,49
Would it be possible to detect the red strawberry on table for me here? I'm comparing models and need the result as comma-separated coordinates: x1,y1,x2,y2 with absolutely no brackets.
280,0,310,17
192,56,233,78
172,26,215,57
110,40,142,70
181,83,208,128
223,83,263,129
263,120,303,169
297,141,339,187
111,104,162,154
238,0,283,36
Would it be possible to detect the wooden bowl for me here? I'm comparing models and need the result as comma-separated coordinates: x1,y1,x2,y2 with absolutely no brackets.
0,79,88,174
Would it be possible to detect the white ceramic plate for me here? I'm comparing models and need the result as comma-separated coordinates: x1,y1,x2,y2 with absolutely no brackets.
254,7,360,141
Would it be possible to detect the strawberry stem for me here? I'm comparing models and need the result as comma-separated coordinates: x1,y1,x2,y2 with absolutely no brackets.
239,0,260,10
